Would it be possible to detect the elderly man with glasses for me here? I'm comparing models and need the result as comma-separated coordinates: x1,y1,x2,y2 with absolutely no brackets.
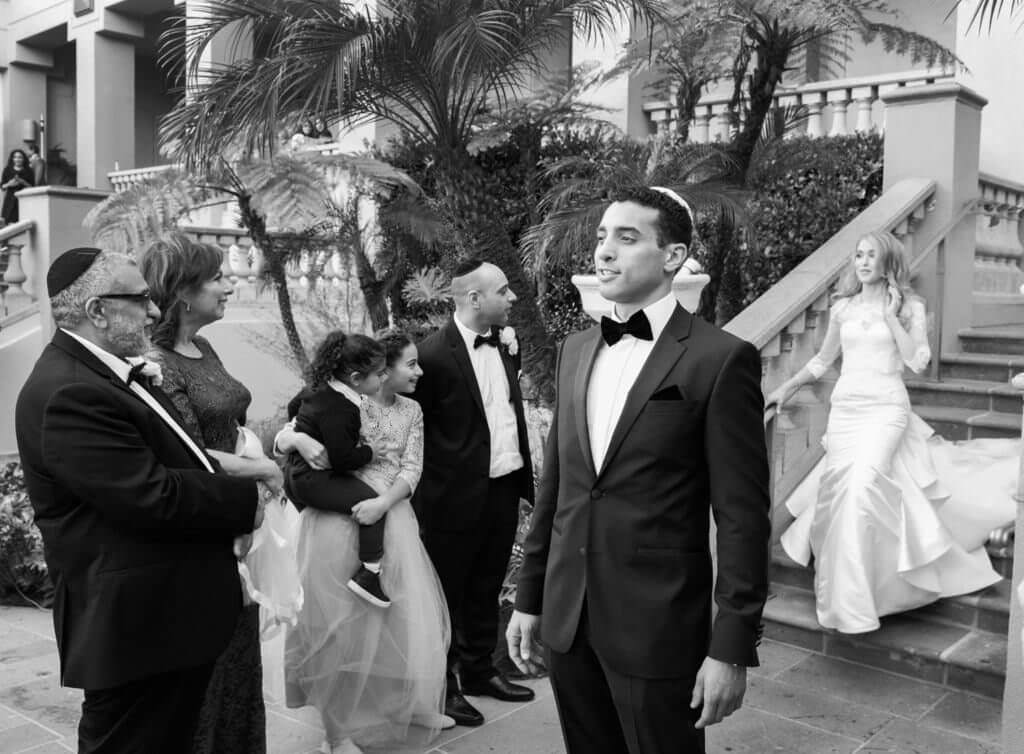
14,247,262,754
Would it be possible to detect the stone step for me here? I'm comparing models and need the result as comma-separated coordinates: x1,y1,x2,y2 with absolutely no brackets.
913,404,1020,440
906,376,1022,415
959,326,1024,355
771,548,1011,634
763,583,1007,699
940,352,1024,383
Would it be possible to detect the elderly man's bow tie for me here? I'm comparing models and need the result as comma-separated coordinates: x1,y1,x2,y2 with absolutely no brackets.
474,330,500,349
127,361,148,385
601,311,653,346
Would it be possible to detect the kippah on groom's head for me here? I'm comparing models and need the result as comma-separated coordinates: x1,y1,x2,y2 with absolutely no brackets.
453,257,485,278
47,247,103,298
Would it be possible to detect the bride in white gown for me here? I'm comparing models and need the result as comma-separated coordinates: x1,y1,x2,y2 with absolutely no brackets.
766,230,1013,634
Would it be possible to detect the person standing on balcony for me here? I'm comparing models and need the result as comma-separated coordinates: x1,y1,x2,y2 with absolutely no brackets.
766,230,1004,634
15,247,260,753
507,187,772,754
139,232,285,754
1,149,34,226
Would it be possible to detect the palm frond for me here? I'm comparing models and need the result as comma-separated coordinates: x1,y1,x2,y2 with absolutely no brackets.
84,169,211,255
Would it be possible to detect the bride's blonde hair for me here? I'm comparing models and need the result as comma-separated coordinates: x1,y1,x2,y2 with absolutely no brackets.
833,230,920,324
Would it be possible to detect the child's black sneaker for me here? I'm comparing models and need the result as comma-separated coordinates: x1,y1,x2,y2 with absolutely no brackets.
347,565,391,608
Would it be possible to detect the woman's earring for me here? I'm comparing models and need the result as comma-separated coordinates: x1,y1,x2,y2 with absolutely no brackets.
185,302,192,313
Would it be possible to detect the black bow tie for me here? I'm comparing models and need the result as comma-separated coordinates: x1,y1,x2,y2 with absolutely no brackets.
126,362,148,386
601,311,653,346
474,330,500,349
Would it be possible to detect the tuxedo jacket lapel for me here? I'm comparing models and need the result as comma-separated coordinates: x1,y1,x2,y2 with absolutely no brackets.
572,328,604,479
445,320,487,421
597,305,693,479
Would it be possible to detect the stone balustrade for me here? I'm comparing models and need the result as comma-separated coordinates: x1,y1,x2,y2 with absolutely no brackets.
724,178,937,531
0,220,38,326
644,67,954,142
179,225,367,319
974,173,1024,306
107,163,177,193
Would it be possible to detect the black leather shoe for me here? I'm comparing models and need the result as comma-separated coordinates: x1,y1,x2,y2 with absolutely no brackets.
444,692,484,727
461,674,536,702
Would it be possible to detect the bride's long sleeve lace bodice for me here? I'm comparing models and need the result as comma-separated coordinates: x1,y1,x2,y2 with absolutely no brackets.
806,296,930,380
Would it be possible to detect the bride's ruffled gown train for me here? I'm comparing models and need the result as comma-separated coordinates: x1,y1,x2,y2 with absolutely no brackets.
779,297,1015,633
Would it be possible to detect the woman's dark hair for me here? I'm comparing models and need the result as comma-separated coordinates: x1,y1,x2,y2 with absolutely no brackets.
140,232,225,349
6,149,28,170
377,330,414,367
307,331,385,388
610,186,693,247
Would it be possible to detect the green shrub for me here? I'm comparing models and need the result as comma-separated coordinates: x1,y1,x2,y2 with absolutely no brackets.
0,462,52,607
743,133,884,306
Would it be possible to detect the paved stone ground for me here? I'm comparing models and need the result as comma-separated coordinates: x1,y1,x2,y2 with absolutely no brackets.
0,605,1004,753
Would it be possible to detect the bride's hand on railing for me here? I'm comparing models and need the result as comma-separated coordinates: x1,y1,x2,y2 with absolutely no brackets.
765,384,797,413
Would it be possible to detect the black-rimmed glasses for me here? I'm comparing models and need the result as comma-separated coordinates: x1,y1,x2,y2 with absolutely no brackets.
96,290,153,305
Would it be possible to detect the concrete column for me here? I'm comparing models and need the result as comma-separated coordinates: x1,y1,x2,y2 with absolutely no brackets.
881,83,986,356
1005,374,1024,754
75,32,136,188
16,185,111,341
1,64,48,166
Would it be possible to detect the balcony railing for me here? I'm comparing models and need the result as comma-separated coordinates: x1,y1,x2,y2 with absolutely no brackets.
107,163,177,193
644,68,954,142
0,220,38,326
974,173,1024,306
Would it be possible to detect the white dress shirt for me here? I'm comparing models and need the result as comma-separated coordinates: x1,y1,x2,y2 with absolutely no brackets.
587,292,677,471
453,314,523,478
61,329,215,473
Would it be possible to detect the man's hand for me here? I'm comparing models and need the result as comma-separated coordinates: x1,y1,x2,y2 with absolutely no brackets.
351,497,388,525
506,610,543,676
296,434,331,471
690,657,746,729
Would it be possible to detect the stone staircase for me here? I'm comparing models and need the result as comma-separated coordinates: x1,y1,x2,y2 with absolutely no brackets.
764,325,1023,701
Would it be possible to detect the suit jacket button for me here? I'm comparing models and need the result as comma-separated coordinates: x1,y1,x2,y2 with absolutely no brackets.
590,489,603,500
579,547,586,556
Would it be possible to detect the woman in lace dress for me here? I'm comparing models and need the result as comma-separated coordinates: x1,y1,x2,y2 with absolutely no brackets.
141,233,283,754
766,231,1006,634
283,331,451,754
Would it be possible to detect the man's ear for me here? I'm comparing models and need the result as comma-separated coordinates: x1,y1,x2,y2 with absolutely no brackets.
664,242,688,274
84,298,107,327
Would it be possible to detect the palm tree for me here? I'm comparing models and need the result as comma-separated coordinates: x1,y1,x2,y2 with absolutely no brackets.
159,0,667,385
85,149,432,370
951,0,1023,32
714,0,961,176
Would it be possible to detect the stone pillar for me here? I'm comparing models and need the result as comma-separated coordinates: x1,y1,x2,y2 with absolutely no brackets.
74,32,136,188
1,64,49,166
16,186,111,342
881,83,986,356
1005,373,1024,754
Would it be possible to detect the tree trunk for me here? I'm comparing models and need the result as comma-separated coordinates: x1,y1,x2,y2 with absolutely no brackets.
732,40,792,179
351,241,390,331
237,194,310,373
432,147,555,401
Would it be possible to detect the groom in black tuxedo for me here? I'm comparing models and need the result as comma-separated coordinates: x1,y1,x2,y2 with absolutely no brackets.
15,248,259,753
507,188,772,753
412,259,535,726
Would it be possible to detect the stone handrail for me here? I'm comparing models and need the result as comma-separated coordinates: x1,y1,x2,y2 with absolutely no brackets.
974,172,1024,300
725,177,937,525
645,67,954,142
178,224,364,310
107,163,176,193
0,220,38,326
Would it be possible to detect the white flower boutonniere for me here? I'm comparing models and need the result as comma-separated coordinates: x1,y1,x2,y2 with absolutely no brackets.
127,357,164,387
499,326,518,357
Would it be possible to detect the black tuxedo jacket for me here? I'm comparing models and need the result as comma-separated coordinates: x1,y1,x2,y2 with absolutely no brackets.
14,330,258,690
515,305,771,679
411,319,533,532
